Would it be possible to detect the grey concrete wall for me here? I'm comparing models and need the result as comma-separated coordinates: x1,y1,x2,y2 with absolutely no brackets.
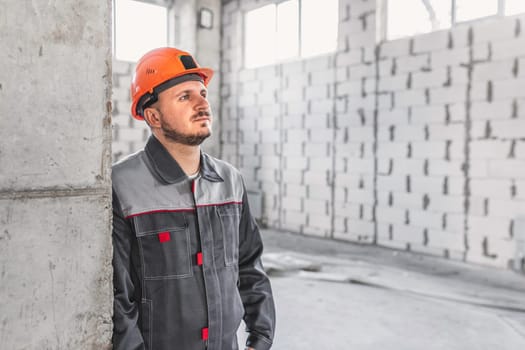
0,0,113,348
112,0,222,162
197,0,223,157
220,0,525,269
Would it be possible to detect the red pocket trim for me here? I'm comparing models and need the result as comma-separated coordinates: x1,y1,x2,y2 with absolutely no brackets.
201,327,209,340
158,231,171,243
196,252,203,266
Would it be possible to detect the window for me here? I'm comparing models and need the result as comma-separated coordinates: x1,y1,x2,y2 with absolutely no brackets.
386,0,451,41
301,0,339,58
384,0,525,41
455,0,498,22
244,5,277,69
113,0,168,62
505,0,525,15
277,0,299,60
244,0,339,68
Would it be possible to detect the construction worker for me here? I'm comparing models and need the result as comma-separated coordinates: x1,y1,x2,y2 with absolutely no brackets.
111,47,276,350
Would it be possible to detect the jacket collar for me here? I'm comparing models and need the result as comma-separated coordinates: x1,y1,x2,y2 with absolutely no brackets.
144,135,223,184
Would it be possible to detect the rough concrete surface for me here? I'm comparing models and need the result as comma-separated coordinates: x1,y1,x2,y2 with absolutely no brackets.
0,197,113,349
239,229,525,349
0,0,113,348
0,1,111,190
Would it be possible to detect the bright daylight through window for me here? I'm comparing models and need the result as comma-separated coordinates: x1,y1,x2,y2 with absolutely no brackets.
244,0,339,69
385,0,525,41
114,0,168,62
506,0,525,15
386,0,451,40
455,0,498,22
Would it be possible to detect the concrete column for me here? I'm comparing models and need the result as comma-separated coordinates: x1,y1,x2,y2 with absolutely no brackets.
0,0,113,348
196,0,223,158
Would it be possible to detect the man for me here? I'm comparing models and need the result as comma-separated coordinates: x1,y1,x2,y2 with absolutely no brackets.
112,47,276,350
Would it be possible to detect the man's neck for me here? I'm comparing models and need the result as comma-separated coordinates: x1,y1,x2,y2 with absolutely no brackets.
154,133,201,176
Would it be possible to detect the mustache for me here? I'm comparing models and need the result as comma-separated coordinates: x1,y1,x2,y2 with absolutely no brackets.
192,110,211,120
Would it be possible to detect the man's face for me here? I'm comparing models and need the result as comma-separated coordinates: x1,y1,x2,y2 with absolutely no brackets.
151,80,212,146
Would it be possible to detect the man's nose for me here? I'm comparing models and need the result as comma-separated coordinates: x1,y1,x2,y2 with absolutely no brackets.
195,95,210,110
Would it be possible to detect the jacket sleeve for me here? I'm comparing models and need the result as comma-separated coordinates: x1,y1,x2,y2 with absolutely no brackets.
112,189,145,350
238,183,276,350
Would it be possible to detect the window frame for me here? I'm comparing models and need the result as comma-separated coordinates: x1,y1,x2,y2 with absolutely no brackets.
242,0,339,69
112,0,172,62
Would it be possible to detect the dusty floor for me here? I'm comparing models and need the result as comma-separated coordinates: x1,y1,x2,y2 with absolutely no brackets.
237,229,525,350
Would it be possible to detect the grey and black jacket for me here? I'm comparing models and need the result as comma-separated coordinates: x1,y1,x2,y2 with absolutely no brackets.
112,136,275,350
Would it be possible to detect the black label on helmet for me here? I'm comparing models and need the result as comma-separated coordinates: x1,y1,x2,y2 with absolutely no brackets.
180,55,197,70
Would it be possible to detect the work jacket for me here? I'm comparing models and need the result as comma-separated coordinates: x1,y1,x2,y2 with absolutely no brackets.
112,136,275,350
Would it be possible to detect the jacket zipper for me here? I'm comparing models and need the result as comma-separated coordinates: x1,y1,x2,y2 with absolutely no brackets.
192,178,210,350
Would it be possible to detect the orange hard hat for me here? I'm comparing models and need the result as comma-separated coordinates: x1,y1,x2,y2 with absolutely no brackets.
130,47,214,120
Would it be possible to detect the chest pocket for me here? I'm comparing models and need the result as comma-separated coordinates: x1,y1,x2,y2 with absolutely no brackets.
217,205,241,267
137,226,192,280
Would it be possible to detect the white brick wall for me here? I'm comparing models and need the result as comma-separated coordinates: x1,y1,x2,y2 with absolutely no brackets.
431,85,467,104
473,60,516,81
215,0,525,270
393,193,426,209
491,119,525,138
396,54,431,73
411,105,446,124
105,0,525,270
473,16,517,44
411,177,446,194
411,141,447,159
396,89,427,107
428,229,465,250
413,30,450,53
429,195,464,213
412,68,449,88
432,48,469,68
491,37,525,60
488,160,525,177
471,140,512,159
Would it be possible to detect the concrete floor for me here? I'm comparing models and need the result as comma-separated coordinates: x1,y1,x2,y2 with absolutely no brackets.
237,229,525,350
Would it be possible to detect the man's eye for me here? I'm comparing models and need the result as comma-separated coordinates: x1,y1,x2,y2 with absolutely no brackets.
179,94,189,101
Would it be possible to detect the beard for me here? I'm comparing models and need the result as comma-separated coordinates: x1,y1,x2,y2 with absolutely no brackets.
160,110,212,146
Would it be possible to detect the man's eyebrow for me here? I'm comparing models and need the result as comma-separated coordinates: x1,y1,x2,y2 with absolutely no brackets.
175,88,207,96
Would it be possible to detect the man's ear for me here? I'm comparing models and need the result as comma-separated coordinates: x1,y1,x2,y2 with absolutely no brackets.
143,107,161,128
